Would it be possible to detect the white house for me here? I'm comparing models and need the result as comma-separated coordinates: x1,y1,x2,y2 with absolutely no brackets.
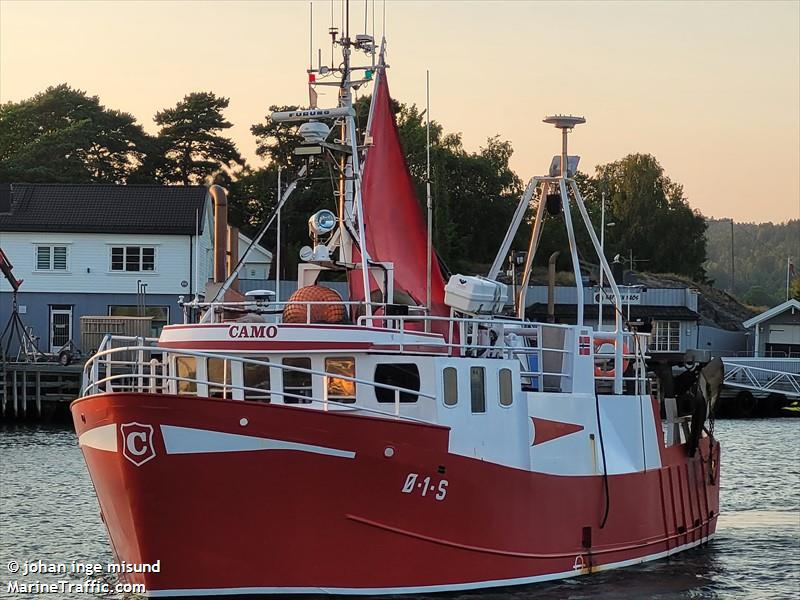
0,183,271,354
743,299,800,357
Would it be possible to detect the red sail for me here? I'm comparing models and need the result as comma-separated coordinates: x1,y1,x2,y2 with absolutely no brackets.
349,72,448,320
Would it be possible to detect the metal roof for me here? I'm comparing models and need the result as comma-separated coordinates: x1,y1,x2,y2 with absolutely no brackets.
742,299,800,329
0,183,209,235
525,303,701,322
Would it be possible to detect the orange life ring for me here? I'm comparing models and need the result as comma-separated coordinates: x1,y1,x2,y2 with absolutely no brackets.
593,338,630,379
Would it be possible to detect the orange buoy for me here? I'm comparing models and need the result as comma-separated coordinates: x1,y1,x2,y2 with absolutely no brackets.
283,285,346,324
593,338,630,379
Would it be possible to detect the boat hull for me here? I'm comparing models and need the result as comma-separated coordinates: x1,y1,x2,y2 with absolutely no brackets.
72,392,720,597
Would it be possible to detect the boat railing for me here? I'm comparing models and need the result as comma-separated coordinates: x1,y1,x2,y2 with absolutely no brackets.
81,343,437,424
188,299,428,325
359,314,650,394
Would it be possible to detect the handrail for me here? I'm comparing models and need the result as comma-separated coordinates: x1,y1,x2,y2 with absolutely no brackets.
84,345,435,401
83,371,436,424
190,299,428,325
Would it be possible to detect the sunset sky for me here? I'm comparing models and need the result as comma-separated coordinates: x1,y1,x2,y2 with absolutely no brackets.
1,0,798,223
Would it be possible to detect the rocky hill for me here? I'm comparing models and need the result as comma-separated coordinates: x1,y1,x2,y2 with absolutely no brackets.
628,272,757,331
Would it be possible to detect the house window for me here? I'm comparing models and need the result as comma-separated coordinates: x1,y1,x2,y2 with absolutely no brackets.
325,357,356,403
470,366,486,413
375,363,420,403
108,306,169,336
110,246,155,272
499,368,513,406
282,357,312,403
243,359,271,402
36,245,68,271
443,367,458,406
651,321,681,352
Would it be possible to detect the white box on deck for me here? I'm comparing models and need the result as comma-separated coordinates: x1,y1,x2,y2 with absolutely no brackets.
445,275,509,315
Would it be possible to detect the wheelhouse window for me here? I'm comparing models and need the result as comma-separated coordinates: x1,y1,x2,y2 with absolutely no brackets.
499,368,513,406
110,246,155,272
443,367,458,406
470,366,486,413
36,245,68,271
175,356,197,395
375,363,420,403
207,358,232,399
325,357,356,403
282,357,312,403
243,359,270,402
650,321,680,352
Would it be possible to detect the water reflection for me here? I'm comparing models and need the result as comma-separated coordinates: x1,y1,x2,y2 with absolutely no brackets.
1,420,798,599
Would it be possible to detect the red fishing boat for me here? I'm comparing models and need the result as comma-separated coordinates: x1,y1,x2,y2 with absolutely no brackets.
71,11,721,598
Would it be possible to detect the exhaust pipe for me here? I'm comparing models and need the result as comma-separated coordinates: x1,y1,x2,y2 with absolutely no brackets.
210,185,228,284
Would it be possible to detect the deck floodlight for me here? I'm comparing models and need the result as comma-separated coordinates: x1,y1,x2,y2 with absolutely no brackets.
308,209,337,237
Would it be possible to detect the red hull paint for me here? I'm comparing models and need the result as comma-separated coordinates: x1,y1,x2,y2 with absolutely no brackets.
71,393,720,596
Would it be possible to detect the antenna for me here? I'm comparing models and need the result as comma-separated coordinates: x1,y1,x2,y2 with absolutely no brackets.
543,115,585,179
194,208,199,301
275,167,282,304
309,3,314,71
426,69,432,326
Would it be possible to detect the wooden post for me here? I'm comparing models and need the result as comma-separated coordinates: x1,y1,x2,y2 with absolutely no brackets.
12,369,18,418
1,362,6,417
35,371,42,418
22,369,27,417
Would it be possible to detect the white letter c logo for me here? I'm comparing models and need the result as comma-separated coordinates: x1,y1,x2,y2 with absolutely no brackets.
126,432,147,456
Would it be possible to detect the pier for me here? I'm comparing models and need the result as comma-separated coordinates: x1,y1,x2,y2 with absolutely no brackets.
0,362,82,420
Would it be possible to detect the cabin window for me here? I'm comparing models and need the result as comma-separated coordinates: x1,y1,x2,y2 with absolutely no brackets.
470,366,486,413
325,357,356,403
175,356,197,395
375,364,420,403
282,357,312,403
443,367,458,406
207,358,232,399
36,245,68,271
499,368,513,406
243,358,270,402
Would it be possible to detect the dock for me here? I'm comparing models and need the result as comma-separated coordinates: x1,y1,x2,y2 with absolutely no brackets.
0,362,83,421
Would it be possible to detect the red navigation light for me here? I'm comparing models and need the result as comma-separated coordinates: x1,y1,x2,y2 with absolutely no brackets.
308,73,316,83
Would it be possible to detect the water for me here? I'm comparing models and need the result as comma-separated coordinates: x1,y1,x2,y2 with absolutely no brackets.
1,420,798,599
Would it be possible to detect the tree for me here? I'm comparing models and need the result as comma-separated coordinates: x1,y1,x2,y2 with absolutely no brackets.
790,276,800,301
246,95,525,276
592,154,707,280
705,219,799,302
151,92,244,185
0,84,150,183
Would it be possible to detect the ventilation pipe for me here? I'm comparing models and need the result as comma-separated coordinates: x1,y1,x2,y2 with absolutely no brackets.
210,185,228,284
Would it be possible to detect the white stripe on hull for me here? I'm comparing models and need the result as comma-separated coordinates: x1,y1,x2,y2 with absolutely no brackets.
78,424,118,452
145,534,715,597
159,425,356,459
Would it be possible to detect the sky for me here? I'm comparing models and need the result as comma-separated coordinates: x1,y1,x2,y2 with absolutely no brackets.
1,0,798,224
